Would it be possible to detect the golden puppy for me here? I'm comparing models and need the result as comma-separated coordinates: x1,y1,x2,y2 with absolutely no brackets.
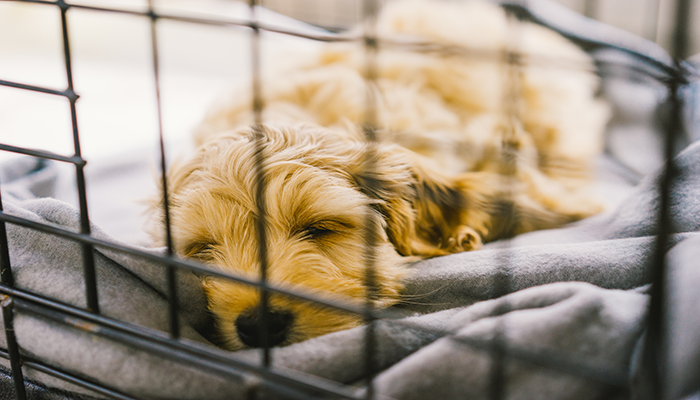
149,0,609,350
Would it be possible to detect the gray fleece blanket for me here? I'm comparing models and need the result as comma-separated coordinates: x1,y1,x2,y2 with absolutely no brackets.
5,144,700,400
2,3,700,400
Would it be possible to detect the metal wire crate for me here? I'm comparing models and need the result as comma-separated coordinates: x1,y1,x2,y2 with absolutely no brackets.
0,0,697,399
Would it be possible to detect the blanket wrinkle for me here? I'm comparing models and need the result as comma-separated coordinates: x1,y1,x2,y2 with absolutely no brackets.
400,233,697,314
373,282,648,400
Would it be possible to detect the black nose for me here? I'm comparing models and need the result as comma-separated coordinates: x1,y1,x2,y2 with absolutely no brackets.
235,308,293,348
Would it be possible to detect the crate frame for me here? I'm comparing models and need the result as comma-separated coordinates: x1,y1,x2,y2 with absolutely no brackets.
0,0,694,399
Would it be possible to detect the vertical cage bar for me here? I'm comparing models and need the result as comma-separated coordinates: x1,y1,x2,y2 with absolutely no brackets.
488,5,526,399
645,69,679,400
362,0,379,398
645,0,691,398
249,0,272,368
0,188,26,400
669,0,691,60
2,297,27,400
58,0,99,314
147,1,180,340
0,190,14,289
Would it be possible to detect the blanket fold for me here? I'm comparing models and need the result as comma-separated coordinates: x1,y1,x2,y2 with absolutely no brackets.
374,282,648,400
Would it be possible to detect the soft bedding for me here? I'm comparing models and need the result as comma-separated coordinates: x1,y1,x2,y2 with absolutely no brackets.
1,1,699,399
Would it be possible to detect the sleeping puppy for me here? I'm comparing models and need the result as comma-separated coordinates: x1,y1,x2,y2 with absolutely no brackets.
149,0,609,350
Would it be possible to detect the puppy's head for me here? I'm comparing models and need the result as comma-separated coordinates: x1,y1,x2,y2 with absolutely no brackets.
150,123,431,350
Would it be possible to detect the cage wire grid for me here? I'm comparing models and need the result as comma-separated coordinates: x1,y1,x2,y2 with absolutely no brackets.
0,0,694,399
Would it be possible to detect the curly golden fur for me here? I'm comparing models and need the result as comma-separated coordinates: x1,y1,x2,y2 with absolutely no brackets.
149,0,610,350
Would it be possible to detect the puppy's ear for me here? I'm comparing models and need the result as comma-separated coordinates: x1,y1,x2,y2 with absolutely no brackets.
348,144,420,256
350,143,485,257
163,129,255,203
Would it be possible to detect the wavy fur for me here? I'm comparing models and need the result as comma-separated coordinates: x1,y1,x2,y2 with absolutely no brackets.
149,0,609,350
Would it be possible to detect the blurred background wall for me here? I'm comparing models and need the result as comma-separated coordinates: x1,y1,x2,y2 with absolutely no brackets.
260,0,700,57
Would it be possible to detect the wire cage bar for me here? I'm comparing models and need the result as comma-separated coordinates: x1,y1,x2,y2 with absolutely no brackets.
0,0,696,399
248,0,274,368
56,0,101,316
145,0,181,341
643,0,693,398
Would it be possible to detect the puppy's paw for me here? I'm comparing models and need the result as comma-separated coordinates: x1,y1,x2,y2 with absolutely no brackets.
445,225,482,253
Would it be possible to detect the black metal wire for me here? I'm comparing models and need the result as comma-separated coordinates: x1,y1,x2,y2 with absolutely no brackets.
360,0,380,398
0,347,139,400
644,0,692,398
0,144,86,166
486,6,526,399
1,297,27,400
146,0,180,341
0,213,26,400
56,0,100,315
0,79,72,97
0,177,27,400
248,0,273,368
0,191,15,289
644,74,679,400
8,295,362,400
0,0,694,399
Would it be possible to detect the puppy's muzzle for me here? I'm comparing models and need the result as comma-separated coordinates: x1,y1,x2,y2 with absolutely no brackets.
235,307,294,348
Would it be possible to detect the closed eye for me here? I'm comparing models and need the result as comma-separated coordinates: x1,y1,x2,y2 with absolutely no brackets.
184,241,217,259
300,220,353,240
306,225,335,238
